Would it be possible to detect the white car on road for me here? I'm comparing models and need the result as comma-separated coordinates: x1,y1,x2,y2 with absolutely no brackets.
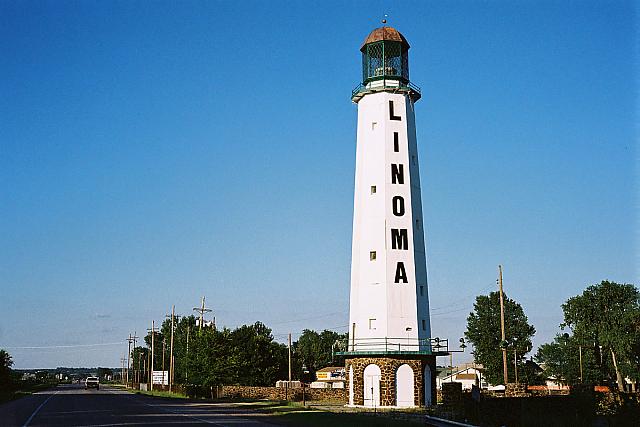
85,376,99,390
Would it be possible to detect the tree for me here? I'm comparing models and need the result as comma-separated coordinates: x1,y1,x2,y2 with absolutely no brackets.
535,333,601,385
185,326,232,386
97,367,113,380
182,321,288,387
561,280,640,391
0,349,13,388
465,291,536,385
228,322,288,386
294,329,347,378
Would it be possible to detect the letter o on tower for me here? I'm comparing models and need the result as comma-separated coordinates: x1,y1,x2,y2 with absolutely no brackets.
392,196,405,216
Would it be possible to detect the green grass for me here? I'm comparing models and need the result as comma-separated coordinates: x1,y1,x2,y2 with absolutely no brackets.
131,389,188,399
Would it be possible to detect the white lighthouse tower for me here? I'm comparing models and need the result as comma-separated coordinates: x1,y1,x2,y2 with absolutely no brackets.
339,25,440,408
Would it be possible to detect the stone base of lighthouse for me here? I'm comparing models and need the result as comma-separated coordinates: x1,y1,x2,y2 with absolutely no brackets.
346,355,436,408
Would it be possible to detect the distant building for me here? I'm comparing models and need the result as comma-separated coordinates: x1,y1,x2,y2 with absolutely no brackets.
436,365,486,390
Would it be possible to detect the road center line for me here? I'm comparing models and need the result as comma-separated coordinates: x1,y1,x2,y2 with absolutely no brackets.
22,390,59,427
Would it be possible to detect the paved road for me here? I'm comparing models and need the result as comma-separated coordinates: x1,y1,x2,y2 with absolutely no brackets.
0,384,278,426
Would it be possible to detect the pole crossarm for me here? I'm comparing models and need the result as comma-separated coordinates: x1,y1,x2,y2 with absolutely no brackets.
193,296,213,330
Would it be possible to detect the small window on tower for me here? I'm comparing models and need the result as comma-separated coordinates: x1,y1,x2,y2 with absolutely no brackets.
371,122,377,130
371,185,376,194
369,318,377,330
420,286,424,296
370,251,376,261
422,319,427,331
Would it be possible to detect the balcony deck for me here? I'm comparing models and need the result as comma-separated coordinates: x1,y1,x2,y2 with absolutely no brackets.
352,79,422,103
334,337,450,357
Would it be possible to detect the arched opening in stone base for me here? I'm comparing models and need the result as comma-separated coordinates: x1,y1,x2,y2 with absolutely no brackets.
424,365,433,406
396,364,415,407
363,364,381,408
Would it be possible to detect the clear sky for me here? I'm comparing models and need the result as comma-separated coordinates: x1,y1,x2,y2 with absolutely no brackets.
1,1,637,369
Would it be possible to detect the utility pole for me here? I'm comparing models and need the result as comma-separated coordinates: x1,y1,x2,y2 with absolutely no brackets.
132,331,139,384
127,332,138,387
498,265,508,385
193,296,212,330
450,352,453,382
579,345,583,382
162,338,166,388
514,348,518,385
288,333,292,383
165,305,180,392
165,305,178,393
148,320,156,391
120,357,126,384
185,324,190,383
126,334,133,386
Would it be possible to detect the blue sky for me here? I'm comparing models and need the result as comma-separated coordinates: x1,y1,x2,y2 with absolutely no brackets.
1,0,636,368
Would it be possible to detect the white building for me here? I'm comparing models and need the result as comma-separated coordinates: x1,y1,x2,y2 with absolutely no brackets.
436,366,486,390
338,24,440,409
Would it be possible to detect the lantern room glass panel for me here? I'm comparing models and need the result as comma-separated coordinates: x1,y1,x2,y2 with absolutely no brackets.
361,41,409,84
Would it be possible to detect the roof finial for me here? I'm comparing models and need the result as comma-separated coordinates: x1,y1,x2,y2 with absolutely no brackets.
382,14,388,25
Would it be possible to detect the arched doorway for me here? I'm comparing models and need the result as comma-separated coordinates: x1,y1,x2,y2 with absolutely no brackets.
363,364,381,408
424,365,433,406
348,365,354,406
396,364,414,407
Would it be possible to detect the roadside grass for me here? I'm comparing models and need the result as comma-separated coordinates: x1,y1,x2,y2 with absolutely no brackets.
131,389,188,399
236,401,425,426
0,382,57,404
122,391,424,426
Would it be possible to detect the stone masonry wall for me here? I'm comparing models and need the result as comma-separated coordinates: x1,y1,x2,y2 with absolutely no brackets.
218,385,346,402
346,356,435,407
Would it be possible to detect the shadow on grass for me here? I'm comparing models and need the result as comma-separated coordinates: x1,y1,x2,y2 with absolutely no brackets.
267,411,424,427
0,383,57,404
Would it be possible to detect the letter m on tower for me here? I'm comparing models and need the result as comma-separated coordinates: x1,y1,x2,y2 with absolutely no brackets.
391,228,409,250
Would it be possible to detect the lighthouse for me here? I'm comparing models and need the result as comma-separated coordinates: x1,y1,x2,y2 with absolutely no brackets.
338,25,438,408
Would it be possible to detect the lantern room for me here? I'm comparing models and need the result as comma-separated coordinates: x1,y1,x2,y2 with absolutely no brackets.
361,26,410,84
352,25,421,103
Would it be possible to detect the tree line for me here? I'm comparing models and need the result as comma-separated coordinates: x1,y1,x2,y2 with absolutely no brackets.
465,280,639,390
129,318,347,387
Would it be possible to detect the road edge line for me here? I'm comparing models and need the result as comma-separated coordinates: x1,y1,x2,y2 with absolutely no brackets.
22,390,59,427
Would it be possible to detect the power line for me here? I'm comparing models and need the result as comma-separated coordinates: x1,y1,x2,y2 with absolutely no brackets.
431,306,472,316
268,311,347,325
430,283,495,311
2,342,124,349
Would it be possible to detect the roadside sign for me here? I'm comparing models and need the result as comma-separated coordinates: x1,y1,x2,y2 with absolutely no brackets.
152,371,168,385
